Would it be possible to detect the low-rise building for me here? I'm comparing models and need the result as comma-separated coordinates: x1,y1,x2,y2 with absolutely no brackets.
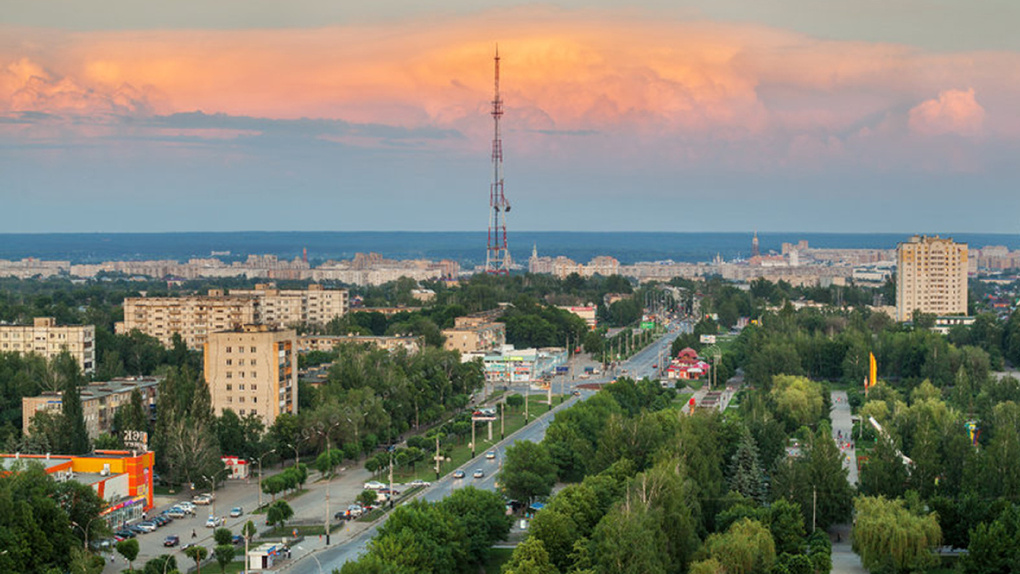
0,317,96,374
22,376,159,439
204,325,298,426
557,305,597,330
443,315,506,354
0,450,155,524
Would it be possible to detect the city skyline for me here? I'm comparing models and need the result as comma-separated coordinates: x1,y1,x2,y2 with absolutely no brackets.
3,1,1019,233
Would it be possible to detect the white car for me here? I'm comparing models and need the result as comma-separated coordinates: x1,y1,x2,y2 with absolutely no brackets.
205,516,223,528
193,494,213,505
363,481,387,491
485,451,496,460
408,479,431,487
177,501,196,513
230,507,243,518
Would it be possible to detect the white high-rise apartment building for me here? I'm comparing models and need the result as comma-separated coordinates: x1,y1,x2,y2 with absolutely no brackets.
896,235,968,322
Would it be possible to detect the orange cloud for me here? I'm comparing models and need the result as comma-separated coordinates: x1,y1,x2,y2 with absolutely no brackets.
908,88,985,136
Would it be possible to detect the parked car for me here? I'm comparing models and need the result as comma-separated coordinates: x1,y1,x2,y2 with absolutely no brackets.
378,488,401,496
473,469,485,479
363,481,386,490
153,515,171,526
485,451,496,460
408,479,431,487
127,525,147,535
167,508,187,519
230,506,243,517
164,535,180,547
232,535,244,545
453,470,466,479
193,493,214,505
346,504,364,518
205,515,224,528
137,521,158,533
115,529,136,539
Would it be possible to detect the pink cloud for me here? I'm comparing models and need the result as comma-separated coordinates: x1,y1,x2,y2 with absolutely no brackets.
908,88,985,136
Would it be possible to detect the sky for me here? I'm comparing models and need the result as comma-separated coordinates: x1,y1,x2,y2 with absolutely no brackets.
2,1,1019,234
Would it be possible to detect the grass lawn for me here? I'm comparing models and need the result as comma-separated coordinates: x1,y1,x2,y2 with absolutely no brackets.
384,398,561,484
483,547,516,573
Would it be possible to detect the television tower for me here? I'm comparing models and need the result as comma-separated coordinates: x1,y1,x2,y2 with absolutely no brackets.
485,46,512,275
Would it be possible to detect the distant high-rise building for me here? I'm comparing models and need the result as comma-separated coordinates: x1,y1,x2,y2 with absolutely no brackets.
751,231,760,258
896,235,968,322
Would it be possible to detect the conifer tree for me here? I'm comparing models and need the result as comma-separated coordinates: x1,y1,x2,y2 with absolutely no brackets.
56,354,90,454
729,427,766,504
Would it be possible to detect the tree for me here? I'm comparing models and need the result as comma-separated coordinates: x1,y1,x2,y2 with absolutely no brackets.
769,375,824,431
961,504,1020,574
266,500,294,529
501,440,557,505
213,527,233,546
728,427,766,504
439,487,512,566
143,555,178,574
57,354,90,454
184,545,209,574
852,495,941,574
115,538,140,571
501,536,558,574
696,518,776,574
214,544,236,573
358,489,379,508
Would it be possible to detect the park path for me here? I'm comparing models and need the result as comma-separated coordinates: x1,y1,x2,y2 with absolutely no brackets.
829,390,867,573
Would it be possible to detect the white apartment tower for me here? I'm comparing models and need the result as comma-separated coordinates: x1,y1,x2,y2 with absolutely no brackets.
896,235,968,322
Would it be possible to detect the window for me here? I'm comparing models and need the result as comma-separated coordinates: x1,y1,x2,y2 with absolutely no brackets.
226,346,232,353
251,359,257,366
239,384,245,391
227,397,232,403
226,384,232,391
238,359,245,366
226,359,232,366
226,372,232,379
239,397,245,403
239,409,245,415
251,372,257,379
251,346,257,353
252,397,258,403
251,384,257,391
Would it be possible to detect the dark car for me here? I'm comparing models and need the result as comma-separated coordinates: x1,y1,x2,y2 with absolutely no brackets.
232,535,245,545
115,529,136,539
453,470,466,479
164,535,180,547
128,525,147,535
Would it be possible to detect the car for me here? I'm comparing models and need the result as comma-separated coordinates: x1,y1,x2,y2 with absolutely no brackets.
182,542,196,551
164,535,180,547
137,521,158,533
572,390,581,396
230,506,243,518
473,469,485,479
378,488,401,496
453,470,466,479
485,451,496,460
128,525,147,535
193,493,214,505
363,481,386,490
652,364,658,369
232,535,244,545
205,515,224,528
167,508,187,519
408,479,431,487
346,504,364,518
114,530,135,539
153,515,171,526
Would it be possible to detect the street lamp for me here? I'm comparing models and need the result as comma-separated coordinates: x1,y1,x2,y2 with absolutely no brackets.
71,516,100,551
316,420,342,545
202,468,228,520
257,448,276,510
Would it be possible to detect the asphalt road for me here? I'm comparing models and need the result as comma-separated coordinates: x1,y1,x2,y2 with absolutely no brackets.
289,325,686,573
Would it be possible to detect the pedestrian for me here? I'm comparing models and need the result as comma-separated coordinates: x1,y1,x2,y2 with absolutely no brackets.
192,528,197,539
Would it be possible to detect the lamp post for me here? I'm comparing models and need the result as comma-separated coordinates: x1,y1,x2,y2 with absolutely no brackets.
71,516,99,551
202,468,228,521
257,448,276,510
318,421,342,545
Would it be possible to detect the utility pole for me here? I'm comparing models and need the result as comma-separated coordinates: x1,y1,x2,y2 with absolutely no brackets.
524,384,529,422
500,400,505,440
435,432,441,481
471,417,476,459
388,449,394,509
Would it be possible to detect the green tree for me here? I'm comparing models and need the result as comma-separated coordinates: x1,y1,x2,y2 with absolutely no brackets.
852,495,941,574
439,487,512,566
501,536,558,574
728,427,766,504
696,518,776,574
266,500,294,529
769,375,824,431
592,505,669,574
184,545,209,574
143,555,178,574
214,544,236,573
116,538,140,571
358,489,379,508
500,440,557,505
213,527,233,546
56,354,90,454
961,504,1020,574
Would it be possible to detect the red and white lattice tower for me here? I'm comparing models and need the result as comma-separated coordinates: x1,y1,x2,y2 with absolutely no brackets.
485,46,512,275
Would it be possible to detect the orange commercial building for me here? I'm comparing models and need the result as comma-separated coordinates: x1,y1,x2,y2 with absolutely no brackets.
0,450,154,526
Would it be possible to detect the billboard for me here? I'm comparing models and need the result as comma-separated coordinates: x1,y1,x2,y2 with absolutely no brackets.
699,334,717,344
122,429,149,452
640,321,656,330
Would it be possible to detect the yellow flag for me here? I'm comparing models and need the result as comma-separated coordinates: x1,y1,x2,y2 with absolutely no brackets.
869,352,877,388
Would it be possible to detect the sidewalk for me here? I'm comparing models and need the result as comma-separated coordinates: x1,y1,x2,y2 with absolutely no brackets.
830,390,859,485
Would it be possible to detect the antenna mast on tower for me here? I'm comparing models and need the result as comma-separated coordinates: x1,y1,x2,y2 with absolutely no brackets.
485,45,511,275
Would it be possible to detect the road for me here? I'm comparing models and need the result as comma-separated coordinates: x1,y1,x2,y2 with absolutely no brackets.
287,325,686,573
